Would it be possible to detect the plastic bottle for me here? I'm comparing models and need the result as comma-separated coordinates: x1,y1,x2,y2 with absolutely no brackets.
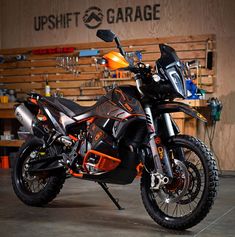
45,78,51,97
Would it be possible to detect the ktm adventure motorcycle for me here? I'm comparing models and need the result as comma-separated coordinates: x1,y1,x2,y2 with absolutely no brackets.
12,30,218,230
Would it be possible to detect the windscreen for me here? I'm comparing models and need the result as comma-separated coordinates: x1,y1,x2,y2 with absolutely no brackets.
158,44,180,68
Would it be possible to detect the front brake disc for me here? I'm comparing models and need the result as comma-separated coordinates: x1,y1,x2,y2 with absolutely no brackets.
156,159,190,203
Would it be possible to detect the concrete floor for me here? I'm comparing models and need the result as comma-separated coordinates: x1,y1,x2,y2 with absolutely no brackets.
0,169,234,237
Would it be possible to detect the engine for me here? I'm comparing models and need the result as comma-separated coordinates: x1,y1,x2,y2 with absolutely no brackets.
81,122,120,174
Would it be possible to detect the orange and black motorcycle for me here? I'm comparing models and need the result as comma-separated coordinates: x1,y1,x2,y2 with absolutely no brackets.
12,30,218,230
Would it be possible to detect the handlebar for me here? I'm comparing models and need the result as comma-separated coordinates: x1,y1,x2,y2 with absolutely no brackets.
27,92,42,100
95,58,107,65
114,37,125,56
186,60,199,69
187,60,197,66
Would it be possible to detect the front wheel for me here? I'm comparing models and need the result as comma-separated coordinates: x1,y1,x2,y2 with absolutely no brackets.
140,135,219,230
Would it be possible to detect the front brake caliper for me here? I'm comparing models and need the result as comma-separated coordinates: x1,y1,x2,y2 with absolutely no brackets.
150,172,169,190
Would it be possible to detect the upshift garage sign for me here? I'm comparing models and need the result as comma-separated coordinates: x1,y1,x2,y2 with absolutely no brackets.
34,4,160,31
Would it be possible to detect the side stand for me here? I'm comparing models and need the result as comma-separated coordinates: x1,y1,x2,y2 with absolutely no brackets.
98,182,124,210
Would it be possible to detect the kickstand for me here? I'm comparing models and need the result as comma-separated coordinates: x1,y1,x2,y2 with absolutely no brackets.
98,182,124,210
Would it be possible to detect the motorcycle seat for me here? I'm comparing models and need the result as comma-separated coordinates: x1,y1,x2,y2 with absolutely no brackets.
43,97,97,117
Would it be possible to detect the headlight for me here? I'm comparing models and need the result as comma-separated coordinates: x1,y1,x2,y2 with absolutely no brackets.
166,67,187,98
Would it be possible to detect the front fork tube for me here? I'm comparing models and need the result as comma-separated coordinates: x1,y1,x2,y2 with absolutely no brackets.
145,106,174,179
164,113,186,163
148,138,164,174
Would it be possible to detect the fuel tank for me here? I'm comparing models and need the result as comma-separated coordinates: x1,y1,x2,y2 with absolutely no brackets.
97,86,145,121
74,86,145,121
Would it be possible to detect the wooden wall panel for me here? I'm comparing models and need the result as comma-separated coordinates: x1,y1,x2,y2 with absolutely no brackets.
0,34,215,101
0,0,228,48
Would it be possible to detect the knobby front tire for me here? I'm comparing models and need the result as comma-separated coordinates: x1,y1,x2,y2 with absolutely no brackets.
140,135,219,230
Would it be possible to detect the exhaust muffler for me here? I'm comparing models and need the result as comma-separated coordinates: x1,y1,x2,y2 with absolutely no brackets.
15,104,46,138
15,104,72,145
15,104,35,134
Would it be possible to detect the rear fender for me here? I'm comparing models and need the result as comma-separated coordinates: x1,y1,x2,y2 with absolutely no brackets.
24,99,39,116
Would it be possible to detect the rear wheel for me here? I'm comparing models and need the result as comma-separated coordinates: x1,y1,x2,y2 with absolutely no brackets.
12,138,66,206
140,135,218,230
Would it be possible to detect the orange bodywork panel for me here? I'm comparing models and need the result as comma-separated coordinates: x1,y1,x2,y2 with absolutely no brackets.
103,51,129,70
83,150,121,173
69,134,78,141
136,163,144,177
29,98,38,105
69,170,83,178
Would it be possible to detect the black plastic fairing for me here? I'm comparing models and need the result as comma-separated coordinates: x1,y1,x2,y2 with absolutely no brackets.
38,101,65,134
154,101,207,122
156,44,187,99
24,100,39,116
118,85,141,100
159,44,181,66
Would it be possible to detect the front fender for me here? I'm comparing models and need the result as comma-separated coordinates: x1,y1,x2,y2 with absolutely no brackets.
154,101,207,122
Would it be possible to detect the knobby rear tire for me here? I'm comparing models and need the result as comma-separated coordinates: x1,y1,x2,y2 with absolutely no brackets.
12,138,66,206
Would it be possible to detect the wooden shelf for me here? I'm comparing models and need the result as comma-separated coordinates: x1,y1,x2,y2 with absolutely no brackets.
0,139,24,147
0,102,17,118
176,99,208,107
100,77,131,81
172,112,190,119
0,102,17,109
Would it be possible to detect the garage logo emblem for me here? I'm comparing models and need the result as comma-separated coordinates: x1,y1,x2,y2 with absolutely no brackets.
83,6,103,29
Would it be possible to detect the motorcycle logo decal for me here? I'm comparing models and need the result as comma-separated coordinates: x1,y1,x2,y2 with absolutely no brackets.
155,137,161,144
157,146,164,159
123,103,133,112
196,112,207,121
83,6,103,29
95,131,104,141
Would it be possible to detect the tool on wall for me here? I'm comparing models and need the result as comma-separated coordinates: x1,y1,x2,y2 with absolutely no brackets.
206,39,213,70
208,97,223,123
32,47,75,55
186,59,202,87
185,60,203,99
44,74,51,97
57,50,100,75
185,79,199,99
204,97,223,174
79,49,100,57
0,54,27,64
56,56,80,76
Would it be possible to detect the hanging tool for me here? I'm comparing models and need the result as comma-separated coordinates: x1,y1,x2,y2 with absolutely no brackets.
0,54,27,64
57,56,80,76
208,97,223,122
79,49,100,57
206,40,213,70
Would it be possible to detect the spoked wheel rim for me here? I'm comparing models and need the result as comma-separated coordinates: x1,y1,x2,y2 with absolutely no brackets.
21,151,49,194
150,145,206,218
18,148,50,195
